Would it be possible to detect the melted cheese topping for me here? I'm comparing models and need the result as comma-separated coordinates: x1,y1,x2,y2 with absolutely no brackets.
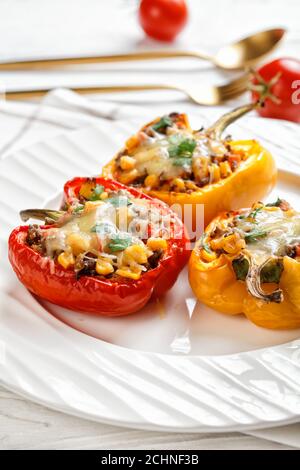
117,115,241,190
42,190,172,279
131,130,229,179
201,203,300,266
236,207,300,258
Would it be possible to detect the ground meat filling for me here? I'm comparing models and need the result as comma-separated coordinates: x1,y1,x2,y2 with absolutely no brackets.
75,252,97,278
147,249,163,269
285,244,300,259
26,225,45,254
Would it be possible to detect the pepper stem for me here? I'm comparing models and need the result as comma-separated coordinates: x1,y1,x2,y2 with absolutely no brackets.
244,254,283,303
20,209,65,223
206,102,262,140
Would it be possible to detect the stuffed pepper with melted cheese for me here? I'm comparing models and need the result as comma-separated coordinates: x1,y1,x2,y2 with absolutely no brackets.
189,199,300,329
103,104,277,227
9,178,189,316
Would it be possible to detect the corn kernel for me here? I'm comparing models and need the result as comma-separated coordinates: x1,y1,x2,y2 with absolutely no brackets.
222,234,245,254
252,202,263,210
125,135,139,152
185,181,198,191
192,157,208,182
210,238,223,251
181,114,191,129
124,244,148,264
67,233,90,256
116,268,141,280
100,191,108,200
285,209,296,217
83,200,104,214
118,169,139,184
57,251,75,269
172,178,185,191
147,237,168,251
120,155,136,171
96,259,114,276
200,248,217,262
209,164,221,183
144,174,159,189
79,181,96,199
220,161,232,178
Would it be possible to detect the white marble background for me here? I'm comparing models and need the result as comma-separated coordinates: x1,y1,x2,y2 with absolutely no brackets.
0,0,299,450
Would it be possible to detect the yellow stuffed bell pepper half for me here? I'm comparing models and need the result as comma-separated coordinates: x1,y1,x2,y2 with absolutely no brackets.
189,199,300,329
102,104,277,227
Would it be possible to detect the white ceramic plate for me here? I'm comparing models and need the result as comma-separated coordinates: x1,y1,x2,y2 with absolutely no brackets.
1,112,300,432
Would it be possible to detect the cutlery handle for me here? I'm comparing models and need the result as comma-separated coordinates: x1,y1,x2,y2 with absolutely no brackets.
0,51,210,70
4,84,179,100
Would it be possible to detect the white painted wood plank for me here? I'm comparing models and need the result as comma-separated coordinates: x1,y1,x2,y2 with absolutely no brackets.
0,387,294,450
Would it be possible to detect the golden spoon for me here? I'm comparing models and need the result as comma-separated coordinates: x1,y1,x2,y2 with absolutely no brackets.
0,28,285,71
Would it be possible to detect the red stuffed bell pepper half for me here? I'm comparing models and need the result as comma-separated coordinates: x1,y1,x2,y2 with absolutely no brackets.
8,177,189,316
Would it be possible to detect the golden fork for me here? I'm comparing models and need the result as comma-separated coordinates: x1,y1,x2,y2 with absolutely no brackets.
3,73,250,105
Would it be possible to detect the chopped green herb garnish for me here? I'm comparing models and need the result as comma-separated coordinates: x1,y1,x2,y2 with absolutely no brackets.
168,134,182,145
168,136,196,156
172,156,192,167
168,146,180,158
199,234,212,254
266,198,283,208
168,135,196,166
108,235,132,252
152,116,173,132
89,184,104,201
106,196,132,207
74,204,84,212
203,242,212,254
177,138,197,154
245,230,268,243
248,206,263,220
91,222,116,236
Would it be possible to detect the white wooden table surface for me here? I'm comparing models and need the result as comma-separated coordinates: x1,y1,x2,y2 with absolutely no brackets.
0,0,299,450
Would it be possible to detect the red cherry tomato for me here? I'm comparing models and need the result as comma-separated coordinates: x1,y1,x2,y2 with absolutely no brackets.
139,0,188,42
251,58,300,123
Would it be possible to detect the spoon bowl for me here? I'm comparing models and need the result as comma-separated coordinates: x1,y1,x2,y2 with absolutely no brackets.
214,28,286,69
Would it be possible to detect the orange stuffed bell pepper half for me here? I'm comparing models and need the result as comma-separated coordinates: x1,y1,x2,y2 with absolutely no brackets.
189,198,300,329
9,178,189,316
102,103,277,229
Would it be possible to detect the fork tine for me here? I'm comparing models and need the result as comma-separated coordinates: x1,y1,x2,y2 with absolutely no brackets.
221,87,247,102
185,79,248,105
219,75,250,101
221,83,249,100
221,81,249,97
220,73,251,94
224,79,249,93
222,82,248,97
